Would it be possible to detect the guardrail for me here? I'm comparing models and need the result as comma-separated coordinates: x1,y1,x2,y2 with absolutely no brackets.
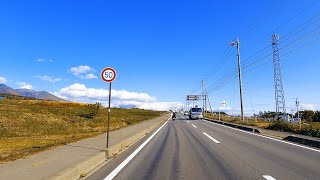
284,136,320,148
203,118,261,133
203,117,320,149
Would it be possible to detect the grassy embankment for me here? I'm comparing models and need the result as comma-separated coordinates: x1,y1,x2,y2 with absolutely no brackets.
205,113,320,137
0,99,164,163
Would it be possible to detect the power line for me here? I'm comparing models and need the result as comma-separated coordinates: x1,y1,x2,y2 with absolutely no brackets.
203,0,282,81
208,23,320,93
238,0,283,41
202,0,284,87
202,1,320,101
207,70,237,94
241,22,320,71
241,14,320,68
203,46,235,81
206,67,237,91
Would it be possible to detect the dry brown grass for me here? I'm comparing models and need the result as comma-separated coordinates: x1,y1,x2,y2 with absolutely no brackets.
0,99,164,163
205,113,272,128
205,114,320,137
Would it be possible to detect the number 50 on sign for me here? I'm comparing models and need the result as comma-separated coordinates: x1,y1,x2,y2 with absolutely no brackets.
101,67,116,83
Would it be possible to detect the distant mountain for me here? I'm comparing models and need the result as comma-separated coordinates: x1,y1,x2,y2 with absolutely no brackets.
36,91,66,101
0,84,21,96
0,84,66,101
15,89,37,98
16,89,66,101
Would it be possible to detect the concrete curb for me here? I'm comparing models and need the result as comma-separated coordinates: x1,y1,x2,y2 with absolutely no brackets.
106,119,165,158
203,118,260,133
48,152,106,180
284,135,320,148
48,117,167,180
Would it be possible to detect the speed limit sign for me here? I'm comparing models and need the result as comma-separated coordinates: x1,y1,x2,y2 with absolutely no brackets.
101,67,116,148
101,67,116,83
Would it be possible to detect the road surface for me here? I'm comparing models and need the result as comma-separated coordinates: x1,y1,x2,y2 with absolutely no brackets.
87,113,320,180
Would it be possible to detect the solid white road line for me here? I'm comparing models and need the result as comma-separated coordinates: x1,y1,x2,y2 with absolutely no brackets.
192,124,197,128
104,119,169,180
203,120,320,153
203,132,220,144
263,175,276,180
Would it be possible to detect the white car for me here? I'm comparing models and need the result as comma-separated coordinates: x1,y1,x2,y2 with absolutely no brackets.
189,108,203,120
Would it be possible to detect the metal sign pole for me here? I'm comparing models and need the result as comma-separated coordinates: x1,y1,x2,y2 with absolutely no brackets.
101,67,116,149
107,82,112,148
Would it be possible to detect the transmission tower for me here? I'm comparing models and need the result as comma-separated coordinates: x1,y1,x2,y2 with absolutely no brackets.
272,33,286,117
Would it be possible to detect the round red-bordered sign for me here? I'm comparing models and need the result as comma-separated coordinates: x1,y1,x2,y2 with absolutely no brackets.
101,67,116,83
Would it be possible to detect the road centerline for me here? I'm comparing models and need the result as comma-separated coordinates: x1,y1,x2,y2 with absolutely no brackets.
192,124,197,128
203,132,220,144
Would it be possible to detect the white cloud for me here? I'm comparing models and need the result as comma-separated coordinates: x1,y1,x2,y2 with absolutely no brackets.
0,77,7,84
300,104,318,111
83,73,97,79
38,75,62,83
70,65,97,80
51,92,68,100
58,83,156,101
54,83,182,111
37,59,54,63
133,101,183,111
70,65,94,76
17,82,33,89
210,107,257,116
216,106,232,111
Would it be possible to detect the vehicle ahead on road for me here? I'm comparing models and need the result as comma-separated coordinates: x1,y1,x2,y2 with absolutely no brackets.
184,111,189,116
172,112,176,120
189,107,203,120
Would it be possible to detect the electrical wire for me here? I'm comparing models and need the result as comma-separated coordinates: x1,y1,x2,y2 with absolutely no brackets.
201,1,320,98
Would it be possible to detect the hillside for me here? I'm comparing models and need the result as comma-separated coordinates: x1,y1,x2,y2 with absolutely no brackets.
16,89,66,101
0,99,165,163
15,89,37,98
0,84,20,96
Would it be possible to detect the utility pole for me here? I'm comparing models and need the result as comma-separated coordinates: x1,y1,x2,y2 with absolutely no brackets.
185,100,187,111
231,37,245,122
295,98,301,130
272,33,286,120
204,82,215,119
192,90,195,107
205,91,207,117
202,80,207,117
218,102,220,121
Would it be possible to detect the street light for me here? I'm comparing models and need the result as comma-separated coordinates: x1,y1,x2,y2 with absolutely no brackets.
295,98,301,130
218,101,227,121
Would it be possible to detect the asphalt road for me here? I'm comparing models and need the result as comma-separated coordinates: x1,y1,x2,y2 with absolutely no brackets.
87,113,320,180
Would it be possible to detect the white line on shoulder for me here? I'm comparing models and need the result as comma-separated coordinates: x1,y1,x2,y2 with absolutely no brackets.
105,118,169,180
203,120,320,153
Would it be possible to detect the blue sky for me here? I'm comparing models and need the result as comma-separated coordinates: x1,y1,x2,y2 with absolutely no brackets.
0,0,319,113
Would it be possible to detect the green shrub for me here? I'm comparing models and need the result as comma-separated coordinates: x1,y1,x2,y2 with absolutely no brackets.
267,120,293,132
267,120,320,138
